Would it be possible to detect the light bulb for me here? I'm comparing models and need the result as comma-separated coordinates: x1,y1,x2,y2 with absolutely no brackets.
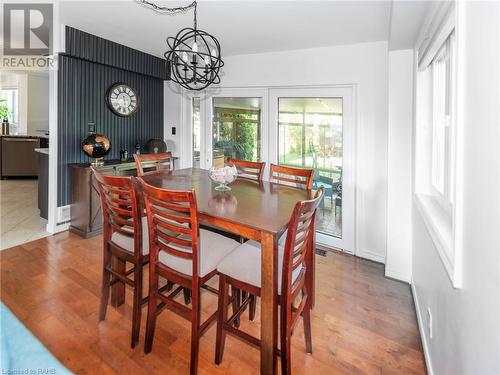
211,48,217,57
204,56,210,66
182,52,188,62
192,42,198,53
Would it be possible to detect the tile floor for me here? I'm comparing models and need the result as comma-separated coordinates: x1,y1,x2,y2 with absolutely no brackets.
0,179,50,250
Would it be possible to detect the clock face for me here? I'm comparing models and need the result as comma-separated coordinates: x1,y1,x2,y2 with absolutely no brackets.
107,83,139,116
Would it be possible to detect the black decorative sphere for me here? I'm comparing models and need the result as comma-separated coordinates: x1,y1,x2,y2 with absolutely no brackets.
82,134,111,159
144,138,167,154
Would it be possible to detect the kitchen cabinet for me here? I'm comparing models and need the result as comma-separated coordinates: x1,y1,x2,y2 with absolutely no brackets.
0,136,48,178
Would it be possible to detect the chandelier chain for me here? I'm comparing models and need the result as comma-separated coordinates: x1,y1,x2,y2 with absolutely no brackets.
138,0,222,90
136,0,197,16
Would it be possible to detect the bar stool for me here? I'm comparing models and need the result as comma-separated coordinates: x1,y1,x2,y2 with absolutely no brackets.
138,178,240,375
215,188,324,375
227,158,266,181
93,169,148,348
133,152,173,176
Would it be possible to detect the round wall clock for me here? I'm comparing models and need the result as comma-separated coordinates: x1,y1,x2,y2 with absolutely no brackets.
106,83,139,117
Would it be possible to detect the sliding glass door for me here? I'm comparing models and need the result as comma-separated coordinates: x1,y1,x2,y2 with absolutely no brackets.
269,87,354,252
188,87,354,252
277,97,343,238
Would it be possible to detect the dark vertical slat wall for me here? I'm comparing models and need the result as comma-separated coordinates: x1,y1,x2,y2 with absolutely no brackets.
58,27,166,206
64,27,167,80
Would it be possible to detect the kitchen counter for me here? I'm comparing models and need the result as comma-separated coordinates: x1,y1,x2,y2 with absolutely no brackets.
0,134,48,139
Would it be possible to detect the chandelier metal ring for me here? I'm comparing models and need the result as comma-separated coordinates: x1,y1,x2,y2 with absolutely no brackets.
165,27,224,91
138,0,224,91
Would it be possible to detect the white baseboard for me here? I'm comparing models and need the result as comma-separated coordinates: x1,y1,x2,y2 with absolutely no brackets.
356,249,386,263
46,222,69,234
411,282,434,375
385,267,411,283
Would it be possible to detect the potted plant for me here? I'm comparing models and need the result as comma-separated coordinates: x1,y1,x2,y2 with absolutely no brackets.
0,99,11,135
0,99,10,121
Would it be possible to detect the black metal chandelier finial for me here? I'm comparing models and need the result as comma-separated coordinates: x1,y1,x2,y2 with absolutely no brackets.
138,0,224,91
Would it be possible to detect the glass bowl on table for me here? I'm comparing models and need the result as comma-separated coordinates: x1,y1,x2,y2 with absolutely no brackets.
208,165,238,191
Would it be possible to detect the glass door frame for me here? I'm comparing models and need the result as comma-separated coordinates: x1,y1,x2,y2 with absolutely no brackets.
268,86,355,253
182,86,355,253
203,88,269,167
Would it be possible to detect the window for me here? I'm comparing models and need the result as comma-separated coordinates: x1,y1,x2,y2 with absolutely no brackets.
212,98,261,166
415,26,460,287
0,89,18,123
431,33,455,213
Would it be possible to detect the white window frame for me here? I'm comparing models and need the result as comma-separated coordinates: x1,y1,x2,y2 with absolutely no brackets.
430,33,456,216
415,2,463,288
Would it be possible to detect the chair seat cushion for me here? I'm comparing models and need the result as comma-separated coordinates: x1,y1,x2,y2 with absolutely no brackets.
158,229,239,277
111,216,149,255
217,240,302,294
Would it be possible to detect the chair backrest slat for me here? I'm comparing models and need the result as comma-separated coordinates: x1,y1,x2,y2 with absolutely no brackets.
138,177,200,278
134,152,173,177
157,241,194,260
154,216,192,235
281,187,324,314
92,167,143,257
269,164,314,190
227,158,266,181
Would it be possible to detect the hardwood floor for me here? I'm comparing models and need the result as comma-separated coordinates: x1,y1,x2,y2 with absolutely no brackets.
0,232,426,375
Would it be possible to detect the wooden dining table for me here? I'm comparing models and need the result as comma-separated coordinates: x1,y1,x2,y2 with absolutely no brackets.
110,167,313,375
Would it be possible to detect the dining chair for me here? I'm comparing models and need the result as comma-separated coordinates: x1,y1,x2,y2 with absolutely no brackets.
133,152,173,176
269,163,315,190
92,168,149,348
225,158,266,324
227,158,266,181
270,164,314,245
138,178,240,375
214,187,324,375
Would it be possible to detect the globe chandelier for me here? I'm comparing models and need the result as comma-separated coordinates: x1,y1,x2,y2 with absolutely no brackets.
138,0,224,91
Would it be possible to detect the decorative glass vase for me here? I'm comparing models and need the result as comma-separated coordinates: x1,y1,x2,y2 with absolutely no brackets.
208,165,238,191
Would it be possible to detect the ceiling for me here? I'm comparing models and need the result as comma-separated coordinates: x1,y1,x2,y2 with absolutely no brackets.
59,0,432,58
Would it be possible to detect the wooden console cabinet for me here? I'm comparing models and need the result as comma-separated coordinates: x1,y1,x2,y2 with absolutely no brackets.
69,158,177,238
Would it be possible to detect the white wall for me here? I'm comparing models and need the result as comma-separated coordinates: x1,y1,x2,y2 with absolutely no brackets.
27,74,49,134
412,2,500,374
164,81,183,157
385,49,414,282
165,41,389,262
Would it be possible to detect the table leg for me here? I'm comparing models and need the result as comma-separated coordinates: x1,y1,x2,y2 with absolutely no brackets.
260,231,277,375
110,256,126,307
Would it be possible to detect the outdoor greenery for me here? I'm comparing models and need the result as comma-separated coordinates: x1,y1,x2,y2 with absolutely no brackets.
213,109,259,161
